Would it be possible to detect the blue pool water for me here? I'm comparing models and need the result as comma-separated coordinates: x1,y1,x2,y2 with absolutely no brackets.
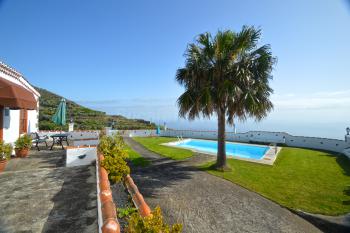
176,139,269,160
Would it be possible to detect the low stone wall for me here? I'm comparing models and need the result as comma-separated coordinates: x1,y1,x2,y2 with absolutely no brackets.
38,130,100,146
71,138,99,147
108,129,157,137
343,148,350,157
38,130,99,141
66,146,97,167
161,130,350,155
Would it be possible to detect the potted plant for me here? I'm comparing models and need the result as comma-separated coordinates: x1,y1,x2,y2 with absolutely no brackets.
0,140,12,172
15,134,32,158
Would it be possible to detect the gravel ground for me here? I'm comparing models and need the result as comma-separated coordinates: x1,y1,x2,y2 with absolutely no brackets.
111,182,133,231
125,137,321,233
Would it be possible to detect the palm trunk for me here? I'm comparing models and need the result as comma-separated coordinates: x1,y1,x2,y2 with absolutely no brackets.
215,108,228,170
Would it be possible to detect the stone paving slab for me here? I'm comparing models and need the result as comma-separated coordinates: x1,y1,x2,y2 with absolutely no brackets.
125,137,321,233
0,150,97,233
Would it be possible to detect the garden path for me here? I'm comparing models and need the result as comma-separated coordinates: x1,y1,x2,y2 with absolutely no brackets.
125,137,321,233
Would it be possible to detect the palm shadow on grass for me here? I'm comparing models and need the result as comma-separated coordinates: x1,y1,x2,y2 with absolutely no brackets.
319,153,350,206
336,154,350,177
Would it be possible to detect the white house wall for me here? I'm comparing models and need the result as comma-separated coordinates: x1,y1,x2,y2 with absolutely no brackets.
2,109,38,144
1,63,40,144
2,109,20,144
27,109,39,133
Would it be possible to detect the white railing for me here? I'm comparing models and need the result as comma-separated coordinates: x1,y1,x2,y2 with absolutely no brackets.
161,129,350,154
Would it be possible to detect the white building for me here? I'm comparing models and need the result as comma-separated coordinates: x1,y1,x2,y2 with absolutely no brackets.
0,62,40,144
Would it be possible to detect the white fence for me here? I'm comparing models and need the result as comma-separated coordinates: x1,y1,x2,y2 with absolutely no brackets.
38,130,99,139
38,130,100,146
161,130,350,154
38,129,350,156
107,129,157,137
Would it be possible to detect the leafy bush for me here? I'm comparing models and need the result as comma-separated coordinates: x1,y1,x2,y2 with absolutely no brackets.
99,134,130,183
0,140,12,161
126,206,182,233
98,134,128,159
15,134,32,150
101,155,130,183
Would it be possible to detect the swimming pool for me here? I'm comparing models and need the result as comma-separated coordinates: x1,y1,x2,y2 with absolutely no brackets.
174,139,269,160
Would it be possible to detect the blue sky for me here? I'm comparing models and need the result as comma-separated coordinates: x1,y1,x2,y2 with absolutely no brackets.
0,0,349,138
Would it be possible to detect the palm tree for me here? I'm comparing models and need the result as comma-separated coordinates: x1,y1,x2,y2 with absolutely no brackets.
176,26,276,170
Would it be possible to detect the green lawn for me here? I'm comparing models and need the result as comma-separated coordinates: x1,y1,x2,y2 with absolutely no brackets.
125,144,150,167
200,147,350,215
133,137,193,160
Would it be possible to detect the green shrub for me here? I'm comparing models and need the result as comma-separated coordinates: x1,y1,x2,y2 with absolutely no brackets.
101,155,130,183
126,206,182,233
117,206,137,218
99,134,130,183
15,134,32,150
0,140,12,161
98,134,128,159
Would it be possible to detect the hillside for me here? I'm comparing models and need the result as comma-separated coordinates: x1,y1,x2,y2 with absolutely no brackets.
35,87,157,130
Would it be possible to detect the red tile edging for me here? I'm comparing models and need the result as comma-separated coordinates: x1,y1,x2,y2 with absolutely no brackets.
97,153,121,233
96,153,152,233
124,174,152,217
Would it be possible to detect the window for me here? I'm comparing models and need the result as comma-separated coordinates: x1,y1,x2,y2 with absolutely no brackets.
19,109,28,134
4,108,10,116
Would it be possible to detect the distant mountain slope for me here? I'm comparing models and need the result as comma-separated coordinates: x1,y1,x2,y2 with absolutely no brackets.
35,87,156,130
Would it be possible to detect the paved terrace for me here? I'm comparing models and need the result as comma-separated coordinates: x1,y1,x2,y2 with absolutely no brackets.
125,137,322,233
0,149,97,233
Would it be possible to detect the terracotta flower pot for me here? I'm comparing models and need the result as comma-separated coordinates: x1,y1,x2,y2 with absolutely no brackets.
15,148,29,158
0,160,7,173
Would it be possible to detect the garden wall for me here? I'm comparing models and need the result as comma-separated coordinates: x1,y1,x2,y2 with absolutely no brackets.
39,129,350,156
38,130,99,145
107,129,157,137
161,130,350,155
66,146,97,167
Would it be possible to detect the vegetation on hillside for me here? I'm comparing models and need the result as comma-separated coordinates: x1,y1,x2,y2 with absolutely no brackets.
36,87,157,130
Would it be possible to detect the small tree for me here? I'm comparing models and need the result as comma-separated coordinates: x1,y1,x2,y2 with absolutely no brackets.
176,26,276,170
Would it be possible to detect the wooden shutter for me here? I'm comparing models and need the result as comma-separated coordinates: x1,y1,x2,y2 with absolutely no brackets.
19,109,28,134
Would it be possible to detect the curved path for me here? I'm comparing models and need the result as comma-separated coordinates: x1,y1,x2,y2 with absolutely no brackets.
125,137,321,233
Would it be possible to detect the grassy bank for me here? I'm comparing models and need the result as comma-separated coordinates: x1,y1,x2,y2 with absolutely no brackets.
200,147,350,215
125,144,150,167
133,137,193,160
